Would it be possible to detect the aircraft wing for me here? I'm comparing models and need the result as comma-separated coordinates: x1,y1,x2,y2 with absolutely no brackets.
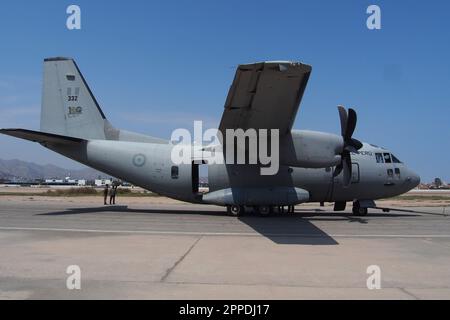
219,61,312,136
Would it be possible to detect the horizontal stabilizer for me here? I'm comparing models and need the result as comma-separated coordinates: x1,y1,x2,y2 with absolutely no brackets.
0,128,84,145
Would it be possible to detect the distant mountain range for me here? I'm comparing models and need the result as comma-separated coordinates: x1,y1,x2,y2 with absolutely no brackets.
0,158,109,181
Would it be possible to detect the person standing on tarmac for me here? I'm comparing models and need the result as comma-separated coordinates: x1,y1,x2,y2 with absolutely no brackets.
109,185,117,205
103,184,109,205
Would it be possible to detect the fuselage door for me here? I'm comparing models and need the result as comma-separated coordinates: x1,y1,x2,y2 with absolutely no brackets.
351,162,360,183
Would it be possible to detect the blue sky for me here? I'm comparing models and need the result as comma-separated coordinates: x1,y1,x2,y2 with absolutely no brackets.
0,0,449,182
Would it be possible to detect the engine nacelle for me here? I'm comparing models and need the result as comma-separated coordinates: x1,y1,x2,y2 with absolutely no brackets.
280,130,343,168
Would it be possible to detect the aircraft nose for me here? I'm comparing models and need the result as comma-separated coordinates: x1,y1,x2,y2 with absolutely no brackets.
406,170,421,188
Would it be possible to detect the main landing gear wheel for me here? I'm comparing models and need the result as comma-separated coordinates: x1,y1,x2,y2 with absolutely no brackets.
227,205,245,217
352,201,368,216
276,206,294,214
256,205,272,217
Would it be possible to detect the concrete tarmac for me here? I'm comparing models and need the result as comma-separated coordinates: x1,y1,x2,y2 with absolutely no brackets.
0,198,449,299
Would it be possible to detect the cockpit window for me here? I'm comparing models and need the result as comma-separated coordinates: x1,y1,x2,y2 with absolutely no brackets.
375,153,384,163
383,153,392,163
391,154,402,163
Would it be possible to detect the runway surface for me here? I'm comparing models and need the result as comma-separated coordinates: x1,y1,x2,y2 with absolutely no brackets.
0,198,449,299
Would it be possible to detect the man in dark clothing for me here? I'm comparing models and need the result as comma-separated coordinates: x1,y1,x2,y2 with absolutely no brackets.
103,184,109,205
109,185,117,205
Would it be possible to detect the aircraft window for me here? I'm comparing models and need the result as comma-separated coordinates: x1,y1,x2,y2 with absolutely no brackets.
395,168,400,176
171,166,179,179
391,154,402,163
387,169,393,177
375,153,384,163
66,74,75,81
383,153,392,163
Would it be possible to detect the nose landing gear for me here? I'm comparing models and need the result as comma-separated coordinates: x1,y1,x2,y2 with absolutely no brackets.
352,200,368,216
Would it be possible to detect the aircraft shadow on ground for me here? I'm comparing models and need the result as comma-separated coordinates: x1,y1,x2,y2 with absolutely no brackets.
36,206,227,217
35,206,422,246
238,215,339,245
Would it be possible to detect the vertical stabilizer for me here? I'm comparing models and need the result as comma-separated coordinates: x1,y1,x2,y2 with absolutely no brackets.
40,57,112,140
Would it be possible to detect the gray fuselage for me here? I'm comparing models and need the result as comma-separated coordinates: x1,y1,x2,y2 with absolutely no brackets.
44,130,420,206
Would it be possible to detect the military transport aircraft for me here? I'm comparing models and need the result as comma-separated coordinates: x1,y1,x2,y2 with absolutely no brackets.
0,58,420,216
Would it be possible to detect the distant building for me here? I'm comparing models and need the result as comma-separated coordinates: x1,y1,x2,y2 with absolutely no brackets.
67,179,86,186
45,179,64,184
44,178,86,186
94,179,112,186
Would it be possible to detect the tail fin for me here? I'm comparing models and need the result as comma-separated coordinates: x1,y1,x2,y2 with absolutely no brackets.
40,57,118,140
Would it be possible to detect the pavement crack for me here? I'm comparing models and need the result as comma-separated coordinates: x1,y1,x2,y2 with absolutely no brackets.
399,287,419,300
160,236,202,282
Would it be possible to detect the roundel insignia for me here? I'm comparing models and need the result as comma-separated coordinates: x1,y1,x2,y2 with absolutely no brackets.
132,154,146,167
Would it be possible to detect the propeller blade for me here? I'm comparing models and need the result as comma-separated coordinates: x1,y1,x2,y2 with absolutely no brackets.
335,106,360,186
344,145,358,154
344,108,357,140
342,151,353,187
333,163,343,177
350,138,363,151
337,106,347,137
344,138,363,153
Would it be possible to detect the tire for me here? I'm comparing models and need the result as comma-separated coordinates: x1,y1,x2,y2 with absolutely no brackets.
352,202,368,216
228,205,244,217
258,205,272,217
